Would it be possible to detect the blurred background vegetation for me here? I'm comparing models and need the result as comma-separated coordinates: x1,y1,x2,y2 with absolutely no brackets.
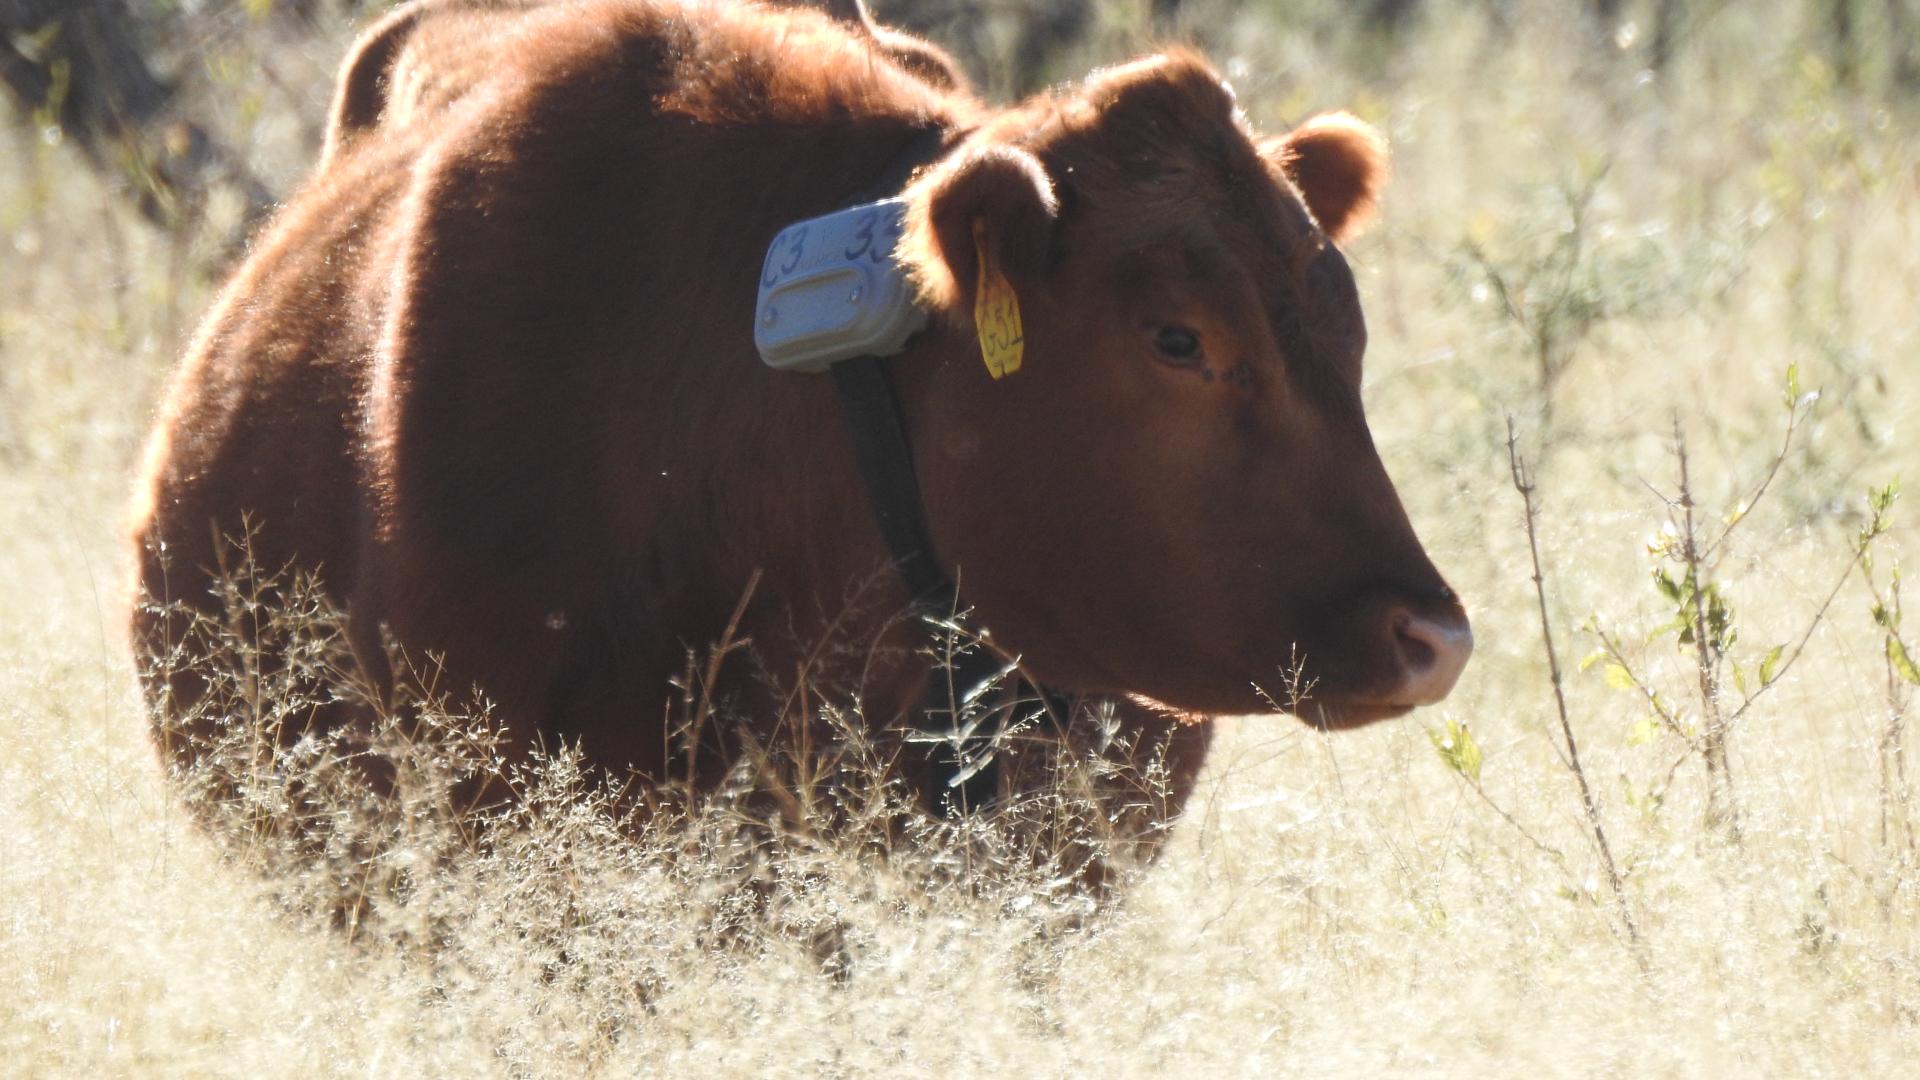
5,1,1916,240
7,1,1918,187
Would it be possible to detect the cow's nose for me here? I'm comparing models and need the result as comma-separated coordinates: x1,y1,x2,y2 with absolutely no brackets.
1390,608,1473,705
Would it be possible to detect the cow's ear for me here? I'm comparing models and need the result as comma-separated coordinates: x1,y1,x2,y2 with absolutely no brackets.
900,143,1058,318
1263,112,1388,245
322,0,428,165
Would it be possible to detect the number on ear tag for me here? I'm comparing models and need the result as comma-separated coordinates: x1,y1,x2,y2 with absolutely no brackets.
971,218,1023,379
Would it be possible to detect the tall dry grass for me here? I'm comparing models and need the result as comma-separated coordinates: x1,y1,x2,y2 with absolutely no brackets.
4,1,1919,1074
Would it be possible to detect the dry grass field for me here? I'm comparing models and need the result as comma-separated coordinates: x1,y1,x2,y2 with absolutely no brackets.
4,1,1919,1075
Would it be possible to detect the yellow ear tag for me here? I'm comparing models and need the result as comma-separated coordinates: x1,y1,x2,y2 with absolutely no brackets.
971,218,1024,380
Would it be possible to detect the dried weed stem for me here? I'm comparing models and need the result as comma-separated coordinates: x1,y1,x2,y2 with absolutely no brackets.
1506,416,1642,952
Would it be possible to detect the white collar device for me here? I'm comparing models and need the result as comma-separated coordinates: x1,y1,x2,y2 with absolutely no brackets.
753,198,927,373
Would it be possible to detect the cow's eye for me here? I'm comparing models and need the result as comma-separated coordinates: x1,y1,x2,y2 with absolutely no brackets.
1153,325,1203,366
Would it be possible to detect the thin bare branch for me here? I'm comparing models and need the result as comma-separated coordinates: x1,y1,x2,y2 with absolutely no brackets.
1506,415,1641,949
1464,775,1568,864
1704,399,1803,560
1592,625,1702,754
685,568,762,791
1723,542,1867,729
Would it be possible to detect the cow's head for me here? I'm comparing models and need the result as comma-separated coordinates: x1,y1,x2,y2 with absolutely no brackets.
896,50,1470,726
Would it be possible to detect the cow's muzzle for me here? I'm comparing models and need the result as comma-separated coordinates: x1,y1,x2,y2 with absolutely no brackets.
1386,606,1473,705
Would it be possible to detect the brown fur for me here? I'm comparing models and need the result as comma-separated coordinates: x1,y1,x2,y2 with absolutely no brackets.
321,0,970,166
1263,111,1390,243
132,1,1464,837
321,0,531,165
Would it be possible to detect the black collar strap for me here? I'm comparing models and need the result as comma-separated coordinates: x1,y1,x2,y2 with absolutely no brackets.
825,125,1030,815
832,357,1010,815
829,357,951,610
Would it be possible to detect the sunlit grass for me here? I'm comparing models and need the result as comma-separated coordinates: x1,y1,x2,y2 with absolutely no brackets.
4,1,1919,1074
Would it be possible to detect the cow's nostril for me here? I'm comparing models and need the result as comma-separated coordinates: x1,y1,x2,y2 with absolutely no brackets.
1392,610,1473,705
1393,612,1436,671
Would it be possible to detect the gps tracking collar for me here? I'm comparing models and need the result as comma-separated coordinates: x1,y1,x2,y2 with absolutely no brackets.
750,127,1054,815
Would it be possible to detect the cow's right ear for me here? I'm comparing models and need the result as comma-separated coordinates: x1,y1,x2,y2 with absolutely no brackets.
900,143,1058,319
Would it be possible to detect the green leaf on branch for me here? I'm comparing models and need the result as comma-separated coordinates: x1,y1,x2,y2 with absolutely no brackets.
1781,363,1818,412
1627,715,1660,746
1622,777,1665,822
1705,585,1736,653
1578,649,1607,673
1869,480,1900,517
1653,567,1684,603
1862,482,1900,551
1604,663,1636,692
1427,719,1482,783
1760,644,1785,687
1891,638,1920,687
1647,613,1690,642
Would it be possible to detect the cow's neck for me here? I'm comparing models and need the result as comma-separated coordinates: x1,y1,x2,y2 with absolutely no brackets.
820,133,1034,815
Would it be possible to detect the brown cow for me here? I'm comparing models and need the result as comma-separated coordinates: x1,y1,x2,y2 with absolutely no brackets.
130,0,1469,851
